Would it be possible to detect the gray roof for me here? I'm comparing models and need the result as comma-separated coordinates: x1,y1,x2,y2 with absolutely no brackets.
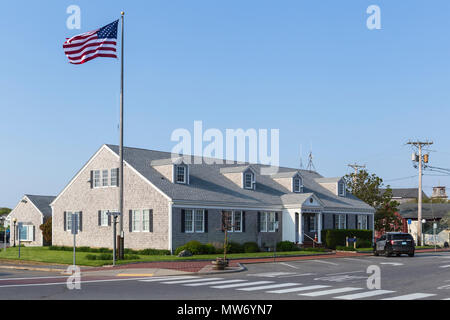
271,171,301,178
106,144,373,212
380,188,429,199
25,195,55,218
315,177,342,183
398,203,450,220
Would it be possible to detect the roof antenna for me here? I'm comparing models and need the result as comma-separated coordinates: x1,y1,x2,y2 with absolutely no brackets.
306,142,316,172
299,145,304,169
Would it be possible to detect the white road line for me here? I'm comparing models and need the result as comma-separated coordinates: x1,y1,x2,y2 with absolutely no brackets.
184,279,247,286
0,276,161,289
140,276,199,282
380,262,403,266
439,265,450,268
211,281,273,289
161,278,222,284
381,293,436,300
0,275,70,281
335,290,395,300
326,271,365,276
299,287,362,297
442,298,450,300
279,263,300,269
342,258,372,263
310,260,339,266
267,285,331,294
237,283,299,291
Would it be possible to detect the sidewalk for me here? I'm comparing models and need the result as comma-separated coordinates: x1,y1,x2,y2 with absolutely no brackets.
1,248,448,276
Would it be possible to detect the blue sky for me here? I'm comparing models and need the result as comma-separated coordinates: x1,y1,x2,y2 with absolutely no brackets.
1,0,450,207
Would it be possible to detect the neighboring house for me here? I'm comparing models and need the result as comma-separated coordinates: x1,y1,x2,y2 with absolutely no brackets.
380,188,429,204
51,144,375,252
8,195,55,246
398,202,450,237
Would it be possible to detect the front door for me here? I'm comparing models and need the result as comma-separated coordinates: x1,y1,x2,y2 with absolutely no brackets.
303,213,317,241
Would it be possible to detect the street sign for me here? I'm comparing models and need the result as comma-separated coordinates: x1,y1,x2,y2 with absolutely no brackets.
433,223,437,229
71,213,78,235
407,219,412,225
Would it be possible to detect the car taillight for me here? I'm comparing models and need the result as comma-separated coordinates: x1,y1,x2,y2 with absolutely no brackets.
390,240,395,245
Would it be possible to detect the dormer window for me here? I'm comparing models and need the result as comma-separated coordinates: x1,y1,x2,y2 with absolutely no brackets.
338,181,346,196
244,172,254,189
293,177,303,193
175,165,187,184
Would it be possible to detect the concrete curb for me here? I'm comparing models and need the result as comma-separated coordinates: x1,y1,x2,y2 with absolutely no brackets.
0,265,67,273
196,263,247,275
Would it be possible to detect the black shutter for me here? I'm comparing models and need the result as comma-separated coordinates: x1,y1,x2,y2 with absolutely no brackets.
181,209,185,233
90,171,93,188
346,214,349,230
332,214,336,230
98,211,101,226
79,212,82,231
242,211,246,232
221,211,225,232
275,212,279,231
64,211,67,231
149,210,153,232
367,215,370,230
129,210,132,232
33,226,35,241
108,212,111,226
257,212,261,232
204,210,208,233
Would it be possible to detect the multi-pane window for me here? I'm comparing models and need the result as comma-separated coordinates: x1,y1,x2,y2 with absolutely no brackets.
102,170,109,187
19,224,33,241
260,212,276,232
244,172,253,189
132,210,141,232
334,214,346,229
222,211,242,232
142,210,150,232
338,182,346,196
357,215,368,230
111,168,118,186
184,209,204,233
66,212,80,231
176,166,186,184
100,210,109,226
93,170,101,187
293,177,302,193
308,215,316,232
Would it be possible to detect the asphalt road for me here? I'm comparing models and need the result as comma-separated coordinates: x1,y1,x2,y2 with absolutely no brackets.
0,251,450,300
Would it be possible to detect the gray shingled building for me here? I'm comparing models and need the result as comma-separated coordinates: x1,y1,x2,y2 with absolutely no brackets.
50,144,375,252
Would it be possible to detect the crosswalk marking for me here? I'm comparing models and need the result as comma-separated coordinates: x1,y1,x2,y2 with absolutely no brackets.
237,283,299,291
334,290,394,300
299,287,362,297
439,265,450,268
161,277,223,284
381,293,436,300
211,281,274,289
441,298,450,300
266,285,331,294
184,279,247,287
139,276,199,282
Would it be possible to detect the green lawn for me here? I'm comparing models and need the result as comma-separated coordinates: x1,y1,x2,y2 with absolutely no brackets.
0,247,330,267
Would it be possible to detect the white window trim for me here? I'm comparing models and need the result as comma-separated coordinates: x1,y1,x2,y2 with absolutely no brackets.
338,181,346,196
184,209,195,233
19,224,33,241
110,168,118,187
224,210,243,233
194,209,205,233
293,177,303,193
132,210,141,233
66,211,81,232
260,212,276,233
100,210,109,227
142,209,151,232
335,214,346,230
243,172,255,190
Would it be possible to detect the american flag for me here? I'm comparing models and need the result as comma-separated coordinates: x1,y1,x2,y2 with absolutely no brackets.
63,20,119,65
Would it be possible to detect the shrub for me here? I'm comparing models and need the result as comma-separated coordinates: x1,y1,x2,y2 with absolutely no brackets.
85,254,97,260
323,229,373,250
203,244,217,254
336,245,356,251
276,241,300,252
226,241,244,253
243,242,260,253
39,217,52,245
97,253,113,260
124,254,140,260
356,239,372,248
137,248,171,256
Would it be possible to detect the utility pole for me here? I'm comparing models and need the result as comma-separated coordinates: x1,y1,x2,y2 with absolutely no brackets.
348,163,366,182
407,140,433,246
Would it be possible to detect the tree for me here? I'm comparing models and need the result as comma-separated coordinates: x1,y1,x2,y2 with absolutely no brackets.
40,217,52,245
344,170,402,234
0,208,11,216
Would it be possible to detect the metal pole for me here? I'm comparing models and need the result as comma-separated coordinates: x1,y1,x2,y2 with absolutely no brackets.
73,231,76,266
18,226,21,258
13,222,16,247
418,144,423,246
118,11,125,260
113,217,117,266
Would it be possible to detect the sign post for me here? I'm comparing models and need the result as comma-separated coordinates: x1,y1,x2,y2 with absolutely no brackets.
17,222,23,258
433,222,437,252
107,211,121,266
71,213,79,266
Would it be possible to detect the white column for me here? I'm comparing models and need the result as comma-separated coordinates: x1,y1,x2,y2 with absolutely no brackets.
299,212,303,244
318,213,322,244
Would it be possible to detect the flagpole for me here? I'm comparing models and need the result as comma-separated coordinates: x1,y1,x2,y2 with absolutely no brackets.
119,11,125,259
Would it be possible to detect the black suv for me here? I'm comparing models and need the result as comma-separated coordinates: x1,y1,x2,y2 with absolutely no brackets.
374,232,415,257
